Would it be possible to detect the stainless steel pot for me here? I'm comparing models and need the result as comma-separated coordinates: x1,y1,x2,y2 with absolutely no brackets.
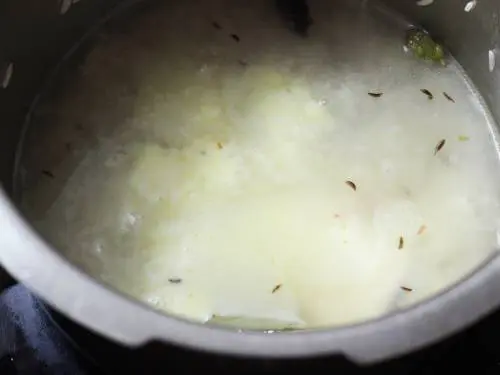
1,0,500,364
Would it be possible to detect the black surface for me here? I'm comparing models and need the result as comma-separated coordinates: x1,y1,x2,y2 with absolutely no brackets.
1,284,500,374
0,268,15,291
0,286,99,375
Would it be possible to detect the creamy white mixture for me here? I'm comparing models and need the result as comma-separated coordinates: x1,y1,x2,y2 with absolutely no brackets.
22,0,500,329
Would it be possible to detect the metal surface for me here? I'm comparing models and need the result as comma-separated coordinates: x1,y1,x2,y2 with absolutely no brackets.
1,0,500,364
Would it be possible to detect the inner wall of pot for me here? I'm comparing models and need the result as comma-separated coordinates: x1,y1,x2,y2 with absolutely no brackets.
385,0,500,126
0,0,123,193
3,0,500,328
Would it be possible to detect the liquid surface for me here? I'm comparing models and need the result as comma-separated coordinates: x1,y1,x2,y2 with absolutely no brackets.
20,0,500,329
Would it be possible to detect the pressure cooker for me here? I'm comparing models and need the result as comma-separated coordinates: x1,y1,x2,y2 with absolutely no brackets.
1,0,500,365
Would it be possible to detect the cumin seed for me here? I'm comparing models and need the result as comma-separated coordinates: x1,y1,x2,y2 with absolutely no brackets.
421,89,434,100
345,180,357,191
42,170,55,178
434,139,446,155
443,92,455,103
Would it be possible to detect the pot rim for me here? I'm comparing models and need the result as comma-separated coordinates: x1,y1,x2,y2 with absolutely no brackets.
1,190,499,364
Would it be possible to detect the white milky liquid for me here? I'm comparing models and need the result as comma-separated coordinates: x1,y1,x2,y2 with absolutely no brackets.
21,0,500,329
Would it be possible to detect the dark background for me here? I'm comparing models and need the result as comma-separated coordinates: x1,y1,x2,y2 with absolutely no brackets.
1,269,499,375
